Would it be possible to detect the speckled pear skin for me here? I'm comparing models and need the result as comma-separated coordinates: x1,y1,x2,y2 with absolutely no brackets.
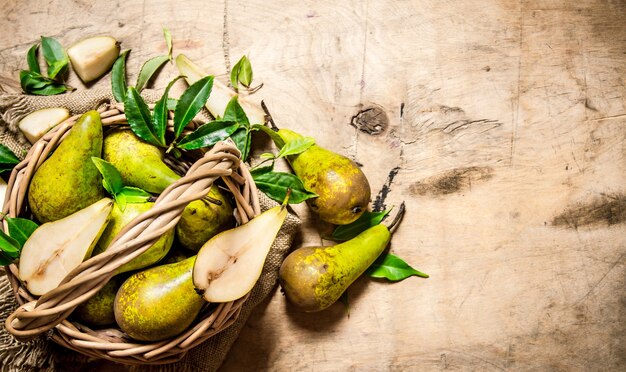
103,129,180,194
28,111,106,223
74,276,123,326
277,129,371,225
279,224,390,312
114,256,204,341
176,186,234,251
94,202,174,274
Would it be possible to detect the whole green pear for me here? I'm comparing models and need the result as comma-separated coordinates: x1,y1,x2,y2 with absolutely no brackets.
278,224,390,312
73,276,123,326
114,256,204,341
94,201,174,274
28,111,106,222
277,129,371,225
103,129,179,194
176,186,234,251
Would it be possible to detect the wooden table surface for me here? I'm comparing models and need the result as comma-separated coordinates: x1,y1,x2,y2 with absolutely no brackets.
1,1,625,370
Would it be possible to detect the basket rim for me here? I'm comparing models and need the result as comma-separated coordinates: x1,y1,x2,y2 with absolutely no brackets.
2,102,261,365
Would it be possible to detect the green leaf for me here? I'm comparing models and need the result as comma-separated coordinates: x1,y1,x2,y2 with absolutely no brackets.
124,86,160,146
252,124,285,148
153,76,183,146
28,83,73,96
277,136,315,158
6,217,38,248
163,27,173,60
136,55,169,92
40,36,68,79
0,144,20,167
223,96,250,128
0,229,21,261
111,50,130,102
177,120,239,150
252,171,317,204
230,55,253,89
230,127,251,161
0,254,12,266
332,210,390,241
174,76,214,140
19,70,72,96
91,157,124,196
367,253,429,281
26,44,40,73
119,186,151,203
249,164,273,177
259,153,275,160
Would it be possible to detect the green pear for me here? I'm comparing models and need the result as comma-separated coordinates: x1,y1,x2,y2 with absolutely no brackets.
28,111,106,222
277,129,371,225
114,256,204,341
278,224,390,312
102,129,179,194
176,186,234,251
94,201,174,274
73,276,123,326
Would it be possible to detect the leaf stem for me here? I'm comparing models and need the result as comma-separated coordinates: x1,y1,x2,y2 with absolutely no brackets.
261,100,279,131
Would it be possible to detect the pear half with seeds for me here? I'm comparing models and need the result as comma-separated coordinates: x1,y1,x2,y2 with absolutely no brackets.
19,198,113,296
193,205,287,302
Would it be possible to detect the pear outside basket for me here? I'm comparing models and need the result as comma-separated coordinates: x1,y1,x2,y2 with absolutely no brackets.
1,102,262,365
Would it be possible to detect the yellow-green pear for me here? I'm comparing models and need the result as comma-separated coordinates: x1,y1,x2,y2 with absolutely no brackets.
103,129,179,194
114,256,204,341
176,186,234,251
28,111,106,223
73,276,123,326
94,201,174,274
277,129,371,225
278,224,390,312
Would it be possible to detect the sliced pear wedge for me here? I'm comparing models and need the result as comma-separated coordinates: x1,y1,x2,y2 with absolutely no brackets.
19,198,113,296
193,205,287,302
67,36,120,83
175,54,266,125
18,107,70,144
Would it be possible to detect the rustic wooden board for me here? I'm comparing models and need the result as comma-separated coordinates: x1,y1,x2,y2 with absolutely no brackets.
0,0,624,370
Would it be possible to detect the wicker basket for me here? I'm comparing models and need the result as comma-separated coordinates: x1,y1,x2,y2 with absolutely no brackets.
1,103,262,365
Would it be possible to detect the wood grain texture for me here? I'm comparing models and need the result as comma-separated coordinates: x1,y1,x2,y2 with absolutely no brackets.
0,0,624,370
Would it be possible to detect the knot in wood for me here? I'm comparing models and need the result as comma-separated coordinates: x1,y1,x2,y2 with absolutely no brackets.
351,105,388,135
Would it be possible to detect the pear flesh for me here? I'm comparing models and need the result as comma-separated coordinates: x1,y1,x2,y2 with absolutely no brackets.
19,198,113,296
67,36,120,83
193,205,287,302
175,54,266,125
279,224,390,312
18,107,70,144
28,110,106,223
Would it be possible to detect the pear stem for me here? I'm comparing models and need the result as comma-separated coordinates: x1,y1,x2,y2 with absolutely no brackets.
386,201,405,234
261,100,279,131
281,189,292,211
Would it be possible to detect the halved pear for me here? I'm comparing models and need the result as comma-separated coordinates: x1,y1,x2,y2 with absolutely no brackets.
67,36,120,83
18,107,70,144
19,198,113,296
175,54,266,125
193,205,287,302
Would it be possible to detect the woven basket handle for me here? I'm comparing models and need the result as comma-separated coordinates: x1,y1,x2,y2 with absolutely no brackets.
5,141,249,341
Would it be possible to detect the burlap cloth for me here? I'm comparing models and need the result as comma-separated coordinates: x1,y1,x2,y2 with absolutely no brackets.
0,88,300,371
